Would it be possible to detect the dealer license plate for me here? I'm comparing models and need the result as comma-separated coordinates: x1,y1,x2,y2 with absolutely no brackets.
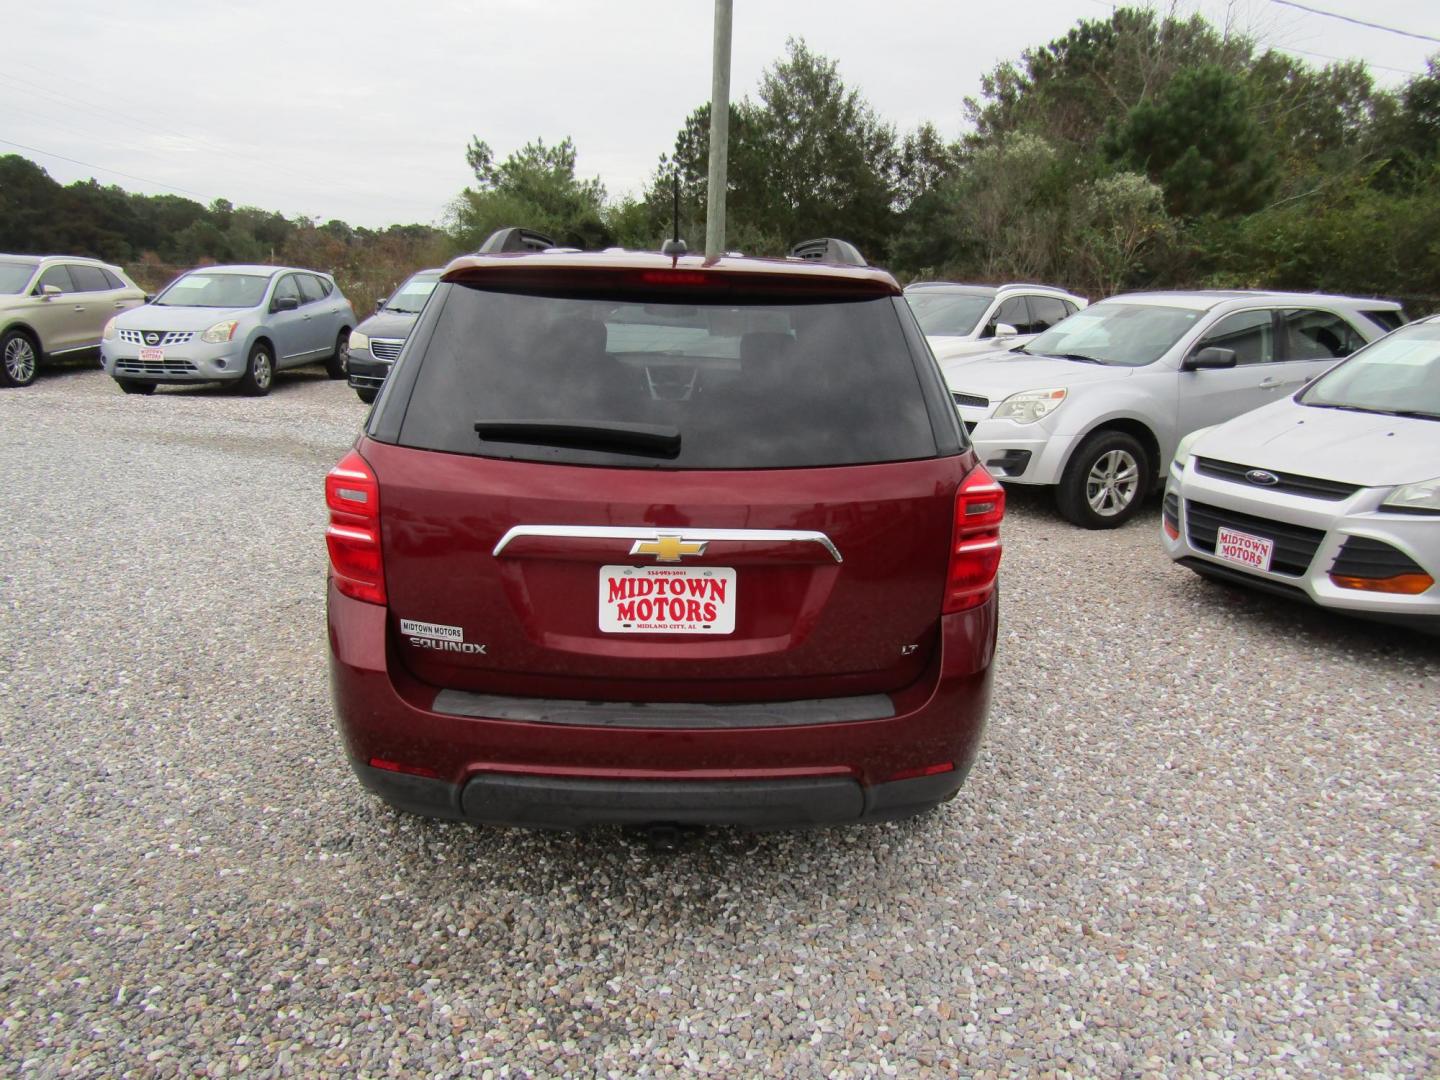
1215,526,1274,572
138,346,164,362
598,564,736,634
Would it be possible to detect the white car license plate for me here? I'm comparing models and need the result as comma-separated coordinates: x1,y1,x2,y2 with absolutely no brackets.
598,565,736,634
138,346,164,362
1215,526,1274,572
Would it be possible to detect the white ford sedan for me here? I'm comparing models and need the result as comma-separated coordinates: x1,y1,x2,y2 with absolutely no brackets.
1163,315,1440,631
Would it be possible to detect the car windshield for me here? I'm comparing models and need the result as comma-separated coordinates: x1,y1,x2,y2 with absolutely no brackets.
1021,303,1203,366
0,262,36,294
1299,322,1440,418
383,272,441,314
906,290,992,337
155,272,270,308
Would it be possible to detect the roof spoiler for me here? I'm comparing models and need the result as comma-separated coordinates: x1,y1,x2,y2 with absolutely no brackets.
788,237,867,267
478,227,558,254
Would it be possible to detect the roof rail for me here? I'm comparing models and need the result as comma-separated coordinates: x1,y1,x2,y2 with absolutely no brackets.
478,227,558,254
997,282,1079,295
788,237,867,267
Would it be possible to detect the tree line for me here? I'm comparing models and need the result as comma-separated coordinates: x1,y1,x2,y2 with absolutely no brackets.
6,8,1440,309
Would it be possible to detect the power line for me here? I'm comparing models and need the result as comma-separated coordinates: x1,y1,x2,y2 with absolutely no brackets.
1282,45,1422,75
1268,0,1440,44
0,137,211,199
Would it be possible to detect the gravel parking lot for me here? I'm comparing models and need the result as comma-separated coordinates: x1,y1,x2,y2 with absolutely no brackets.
2,367,1436,1078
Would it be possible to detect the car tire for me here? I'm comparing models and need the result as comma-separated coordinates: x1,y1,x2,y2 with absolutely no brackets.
239,342,274,397
117,379,155,396
0,328,40,388
356,388,377,404
1055,430,1152,529
325,330,349,379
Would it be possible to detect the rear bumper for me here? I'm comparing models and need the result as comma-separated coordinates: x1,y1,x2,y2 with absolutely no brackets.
350,758,966,829
328,580,998,829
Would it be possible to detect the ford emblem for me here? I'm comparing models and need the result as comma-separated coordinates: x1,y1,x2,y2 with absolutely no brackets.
1245,469,1280,486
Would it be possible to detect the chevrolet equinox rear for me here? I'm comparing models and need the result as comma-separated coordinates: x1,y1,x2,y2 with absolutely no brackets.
326,234,1004,829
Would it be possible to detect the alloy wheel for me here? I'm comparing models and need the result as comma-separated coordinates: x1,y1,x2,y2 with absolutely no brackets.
1085,448,1139,517
4,337,36,384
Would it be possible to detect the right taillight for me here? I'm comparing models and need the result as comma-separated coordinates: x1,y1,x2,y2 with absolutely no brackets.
326,450,386,605
945,466,1005,613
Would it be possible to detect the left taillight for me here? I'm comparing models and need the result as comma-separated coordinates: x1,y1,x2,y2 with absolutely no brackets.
326,450,385,605
944,466,1005,613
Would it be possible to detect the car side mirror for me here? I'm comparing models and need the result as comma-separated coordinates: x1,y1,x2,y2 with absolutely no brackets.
376,296,389,313
272,296,300,313
144,293,156,304
1183,346,1238,371
37,284,61,299
992,322,1019,339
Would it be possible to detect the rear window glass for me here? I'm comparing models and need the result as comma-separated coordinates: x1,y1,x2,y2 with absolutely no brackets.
1361,308,1405,333
397,286,939,469
68,264,112,292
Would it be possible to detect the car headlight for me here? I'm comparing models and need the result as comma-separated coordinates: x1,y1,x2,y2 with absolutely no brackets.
102,317,117,341
1171,426,1214,471
201,320,239,344
992,387,1067,424
349,331,370,354
1383,475,1440,514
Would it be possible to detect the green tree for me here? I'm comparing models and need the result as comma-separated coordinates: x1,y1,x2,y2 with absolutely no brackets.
1072,172,1174,295
647,39,899,260
966,9,1247,154
1105,65,1276,219
451,136,611,250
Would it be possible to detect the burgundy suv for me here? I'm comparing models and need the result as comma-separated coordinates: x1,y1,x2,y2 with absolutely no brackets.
326,234,1004,829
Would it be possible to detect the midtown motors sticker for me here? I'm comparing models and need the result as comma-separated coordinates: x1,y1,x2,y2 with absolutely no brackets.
598,565,737,634
400,618,486,654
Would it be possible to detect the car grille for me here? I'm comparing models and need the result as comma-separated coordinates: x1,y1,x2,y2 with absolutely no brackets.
952,392,989,409
369,338,404,362
1329,536,1427,579
1184,500,1326,577
118,329,196,347
1194,457,1360,501
114,357,199,376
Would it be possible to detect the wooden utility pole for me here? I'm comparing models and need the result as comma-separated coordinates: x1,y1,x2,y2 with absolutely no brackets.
705,0,733,259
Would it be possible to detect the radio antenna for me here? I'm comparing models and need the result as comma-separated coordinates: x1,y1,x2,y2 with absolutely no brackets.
661,168,687,258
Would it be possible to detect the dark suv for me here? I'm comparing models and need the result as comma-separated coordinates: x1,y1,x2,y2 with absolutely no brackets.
326,234,1004,829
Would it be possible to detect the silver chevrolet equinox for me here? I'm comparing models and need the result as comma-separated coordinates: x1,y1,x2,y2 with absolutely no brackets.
942,290,1404,528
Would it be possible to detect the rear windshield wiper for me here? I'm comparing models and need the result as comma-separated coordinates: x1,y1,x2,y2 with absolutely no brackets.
475,420,682,458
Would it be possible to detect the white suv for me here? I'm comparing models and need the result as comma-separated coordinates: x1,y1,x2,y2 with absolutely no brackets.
904,282,1088,362
943,290,1404,528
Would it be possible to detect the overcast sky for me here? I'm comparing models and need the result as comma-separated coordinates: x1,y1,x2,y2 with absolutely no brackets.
4,1,1436,229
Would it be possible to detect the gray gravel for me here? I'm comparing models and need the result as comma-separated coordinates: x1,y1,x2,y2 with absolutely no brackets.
2,367,1437,1078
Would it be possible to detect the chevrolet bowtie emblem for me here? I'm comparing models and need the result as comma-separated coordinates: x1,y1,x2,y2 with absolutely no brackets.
630,535,707,563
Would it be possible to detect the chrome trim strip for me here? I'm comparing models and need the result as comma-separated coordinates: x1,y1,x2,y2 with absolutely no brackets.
492,525,843,563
